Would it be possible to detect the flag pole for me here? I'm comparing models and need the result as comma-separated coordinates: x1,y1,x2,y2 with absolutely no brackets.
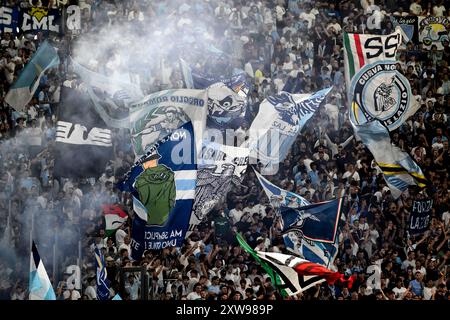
52,230,57,289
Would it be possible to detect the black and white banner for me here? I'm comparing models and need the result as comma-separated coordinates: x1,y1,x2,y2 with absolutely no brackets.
53,86,113,178
409,198,433,235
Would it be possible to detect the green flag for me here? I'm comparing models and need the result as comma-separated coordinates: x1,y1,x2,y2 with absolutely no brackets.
236,233,287,297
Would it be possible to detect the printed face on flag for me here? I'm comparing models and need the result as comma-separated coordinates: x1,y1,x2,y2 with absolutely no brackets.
206,82,247,129
129,89,207,158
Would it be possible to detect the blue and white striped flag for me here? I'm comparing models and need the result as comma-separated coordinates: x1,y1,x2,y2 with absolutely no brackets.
94,247,110,300
29,241,56,300
354,120,427,198
5,41,59,112
117,121,200,259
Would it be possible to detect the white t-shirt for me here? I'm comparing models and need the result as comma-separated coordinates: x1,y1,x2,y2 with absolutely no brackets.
393,286,407,300
413,266,427,276
299,12,315,29
433,5,446,16
324,103,339,118
84,285,97,300
423,286,436,300
409,3,422,15
187,291,202,300
229,208,244,224
369,229,379,244
118,243,131,258
115,229,127,247
343,170,360,182
443,211,450,228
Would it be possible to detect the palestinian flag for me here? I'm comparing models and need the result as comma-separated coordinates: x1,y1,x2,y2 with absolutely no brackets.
103,204,128,237
257,252,354,292
238,234,322,296
237,234,354,296
237,233,288,296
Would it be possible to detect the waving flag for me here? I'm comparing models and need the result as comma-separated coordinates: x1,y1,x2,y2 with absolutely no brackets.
29,241,56,300
5,40,59,112
103,204,128,237
254,168,309,209
257,252,355,291
129,89,207,158
53,87,113,178
72,59,144,102
237,233,293,297
118,121,199,259
180,58,249,97
280,198,343,244
254,169,339,268
94,246,110,300
237,234,353,296
186,142,249,237
247,88,331,173
344,28,419,130
354,120,427,198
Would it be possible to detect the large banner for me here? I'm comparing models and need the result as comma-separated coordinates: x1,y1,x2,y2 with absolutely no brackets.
186,142,249,236
247,88,330,174
354,120,427,198
0,5,81,34
119,122,198,259
0,6,19,33
254,169,339,269
53,87,113,178
344,28,420,131
409,198,433,235
129,89,207,158
419,16,450,50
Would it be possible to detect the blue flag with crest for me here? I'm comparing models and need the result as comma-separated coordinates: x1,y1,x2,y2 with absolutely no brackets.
280,198,343,244
255,169,340,268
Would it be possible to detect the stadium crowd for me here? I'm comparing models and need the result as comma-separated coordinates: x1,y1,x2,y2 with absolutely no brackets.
0,0,449,301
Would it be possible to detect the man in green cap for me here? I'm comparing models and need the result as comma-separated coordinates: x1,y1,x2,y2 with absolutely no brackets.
134,153,176,226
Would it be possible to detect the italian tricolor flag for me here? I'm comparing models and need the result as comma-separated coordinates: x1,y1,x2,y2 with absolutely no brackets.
103,204,128,237
343,28,402,93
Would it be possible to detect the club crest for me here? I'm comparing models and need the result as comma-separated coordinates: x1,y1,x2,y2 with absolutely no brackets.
349,61,412,130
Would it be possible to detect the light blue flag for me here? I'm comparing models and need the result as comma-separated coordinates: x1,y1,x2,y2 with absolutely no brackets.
5,41,59,112
354,120,427,198
179,58,194,89
248,88,331,174
29,241,56,300
94,247,110,300
72,59,144,102
254,169,339,269
112,294,122,300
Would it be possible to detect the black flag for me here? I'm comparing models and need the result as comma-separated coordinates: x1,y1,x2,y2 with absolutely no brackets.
53,86,114,178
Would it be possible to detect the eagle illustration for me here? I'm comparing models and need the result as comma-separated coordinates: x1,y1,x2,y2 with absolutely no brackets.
192,164,241,221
